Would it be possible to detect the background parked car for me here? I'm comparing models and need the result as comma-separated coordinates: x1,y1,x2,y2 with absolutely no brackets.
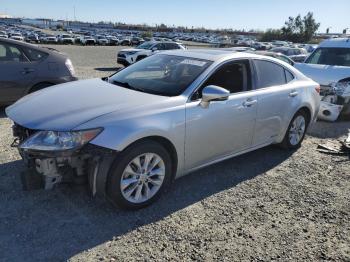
117,41,186,66
0,38,77,105
25,34,40,43
80,35,96,45
295,38,350,119
57,34,75,44
9,32,24,41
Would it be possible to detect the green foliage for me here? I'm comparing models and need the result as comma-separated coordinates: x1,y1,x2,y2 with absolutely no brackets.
260,12,320,43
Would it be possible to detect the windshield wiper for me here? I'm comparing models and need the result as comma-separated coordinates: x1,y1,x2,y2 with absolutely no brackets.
112,80,146,93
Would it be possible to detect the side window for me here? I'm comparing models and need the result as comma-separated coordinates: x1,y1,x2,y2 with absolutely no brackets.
0,43,27,62
25,48,48,61
285,70,294,83
170,43,180,49
254,60,286,89
193,60,251,100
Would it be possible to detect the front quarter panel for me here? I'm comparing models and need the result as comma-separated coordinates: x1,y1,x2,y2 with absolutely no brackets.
75,99,187,176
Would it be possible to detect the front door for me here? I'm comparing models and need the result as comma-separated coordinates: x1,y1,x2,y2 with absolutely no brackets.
185,60,257,170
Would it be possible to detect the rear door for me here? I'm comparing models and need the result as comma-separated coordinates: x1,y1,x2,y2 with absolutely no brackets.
251,59,300,146
0,42,37,103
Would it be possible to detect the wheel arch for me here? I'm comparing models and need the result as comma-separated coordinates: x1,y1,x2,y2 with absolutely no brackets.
120,135,178,179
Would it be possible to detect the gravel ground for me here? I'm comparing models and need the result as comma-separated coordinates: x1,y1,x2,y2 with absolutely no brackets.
0,45,349,262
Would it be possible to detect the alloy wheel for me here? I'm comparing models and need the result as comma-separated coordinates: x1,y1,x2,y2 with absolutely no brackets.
120,153,165,203
289,115,306,146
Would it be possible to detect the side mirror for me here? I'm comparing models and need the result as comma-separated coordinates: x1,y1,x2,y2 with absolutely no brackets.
200,85,230,108
151,47,158,52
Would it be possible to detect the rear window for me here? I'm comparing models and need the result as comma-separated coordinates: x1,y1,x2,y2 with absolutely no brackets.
25,48,48,61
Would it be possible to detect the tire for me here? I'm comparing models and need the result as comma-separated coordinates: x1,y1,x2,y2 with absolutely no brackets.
280,110,309,149
106,140,172,210
29,82,54,94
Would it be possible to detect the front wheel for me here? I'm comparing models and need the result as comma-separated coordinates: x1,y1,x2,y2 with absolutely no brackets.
107,141,172,210
280,110,309,149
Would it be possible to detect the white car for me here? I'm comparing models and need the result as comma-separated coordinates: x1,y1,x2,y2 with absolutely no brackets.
295,38,350,120
95,35,109,45
80,35,96,45
117,41,186,66
58,34,75,44
9,32,24,41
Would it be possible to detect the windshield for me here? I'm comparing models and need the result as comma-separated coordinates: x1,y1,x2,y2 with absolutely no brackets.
109,54,212,96
136,42,155,50
305,47,350,66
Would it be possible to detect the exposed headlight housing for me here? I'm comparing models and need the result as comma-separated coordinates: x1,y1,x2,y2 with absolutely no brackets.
19,128,102,151
65,58,75,76
332,80,350,97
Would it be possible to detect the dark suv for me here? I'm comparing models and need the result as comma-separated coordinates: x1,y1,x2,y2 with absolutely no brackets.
0,38,77,105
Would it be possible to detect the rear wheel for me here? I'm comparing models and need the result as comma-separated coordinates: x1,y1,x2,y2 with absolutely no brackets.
280,110,309,149
107,141,172,210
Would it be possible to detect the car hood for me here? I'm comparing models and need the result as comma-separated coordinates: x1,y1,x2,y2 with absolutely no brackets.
6,78,171,131
295,63,350,86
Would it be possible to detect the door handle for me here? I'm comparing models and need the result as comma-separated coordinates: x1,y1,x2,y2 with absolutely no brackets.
289,91,298,97
21,68,35,74
243,99,257,107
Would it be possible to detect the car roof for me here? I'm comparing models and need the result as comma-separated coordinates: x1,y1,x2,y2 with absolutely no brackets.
161,48,259,61
0,38,62,56
319,38,350,48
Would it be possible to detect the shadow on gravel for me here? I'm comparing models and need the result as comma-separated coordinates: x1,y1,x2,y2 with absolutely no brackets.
308,120,350,139
94,66,123,72
0,145,293,261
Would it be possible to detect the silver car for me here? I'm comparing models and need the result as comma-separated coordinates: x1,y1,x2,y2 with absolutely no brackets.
6,50,320,209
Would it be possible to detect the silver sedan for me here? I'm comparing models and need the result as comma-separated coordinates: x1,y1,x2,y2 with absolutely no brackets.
6,50,320,209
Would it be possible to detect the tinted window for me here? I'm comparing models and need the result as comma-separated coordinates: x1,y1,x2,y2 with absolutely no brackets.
0,43,27,62
193,60,251,99
25,48,48,61
168,43,180,49
305,47,350,66
254,60,286,88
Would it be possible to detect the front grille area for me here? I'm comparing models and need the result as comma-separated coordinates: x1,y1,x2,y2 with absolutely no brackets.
118,53,126,58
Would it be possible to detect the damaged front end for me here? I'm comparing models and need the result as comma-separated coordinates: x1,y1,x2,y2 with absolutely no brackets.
318,79,350,121
12,123,116,196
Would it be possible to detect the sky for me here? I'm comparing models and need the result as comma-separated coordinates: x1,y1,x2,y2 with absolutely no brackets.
1,0,349,33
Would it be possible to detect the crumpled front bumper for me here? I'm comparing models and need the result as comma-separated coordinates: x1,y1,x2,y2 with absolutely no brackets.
11,123,117,196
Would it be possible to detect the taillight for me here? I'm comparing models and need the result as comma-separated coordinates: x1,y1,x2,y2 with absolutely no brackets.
315,85,321,94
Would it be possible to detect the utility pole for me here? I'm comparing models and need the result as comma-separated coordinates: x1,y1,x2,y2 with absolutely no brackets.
74,5,76,21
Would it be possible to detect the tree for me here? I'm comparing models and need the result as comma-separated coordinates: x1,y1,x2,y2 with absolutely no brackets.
281,12,320,42
260,12,320,43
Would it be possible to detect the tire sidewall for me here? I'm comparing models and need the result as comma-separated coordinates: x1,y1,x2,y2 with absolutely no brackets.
107,141,172,210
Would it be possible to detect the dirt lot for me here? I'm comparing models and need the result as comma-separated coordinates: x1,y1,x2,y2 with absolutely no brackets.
0,45,349,262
